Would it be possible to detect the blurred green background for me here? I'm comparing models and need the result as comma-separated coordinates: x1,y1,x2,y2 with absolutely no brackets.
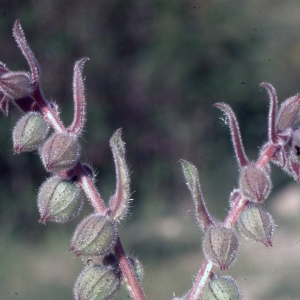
1,0,300,299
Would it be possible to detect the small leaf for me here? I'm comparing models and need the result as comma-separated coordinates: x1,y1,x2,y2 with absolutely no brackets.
108,129,131,221
180,159,214,231
214,103,248,167
68,58,89,135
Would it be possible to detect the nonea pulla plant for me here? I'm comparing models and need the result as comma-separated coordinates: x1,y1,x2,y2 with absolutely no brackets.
2,19,300,300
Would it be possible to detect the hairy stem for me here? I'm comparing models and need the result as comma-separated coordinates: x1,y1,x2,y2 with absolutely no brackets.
187,140,277,298
114,237,147,300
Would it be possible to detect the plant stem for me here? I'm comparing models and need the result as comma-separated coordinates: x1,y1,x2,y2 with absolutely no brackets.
29,86,147,300
186,141,278,299
114,237,147,300
186,261,214,300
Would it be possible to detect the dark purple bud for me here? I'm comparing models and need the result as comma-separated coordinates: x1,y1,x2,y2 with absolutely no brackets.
0,71,33,99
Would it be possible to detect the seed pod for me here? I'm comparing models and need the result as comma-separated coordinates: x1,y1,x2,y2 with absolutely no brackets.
237,204,274,247
203,226,239,270
13,112,49,153
239,164,271,203
202,276,241,300
70,214,117,257
41,132,80,173
0,71,33,99
38,176,84,224
74,264,120,300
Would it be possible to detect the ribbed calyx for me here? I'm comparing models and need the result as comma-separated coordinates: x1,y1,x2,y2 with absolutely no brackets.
74,264,120,300
38,176,85,224
237,204,274,247
70,213,117,257
203,225,239,270
202,275,241,300
41,132,80,173
239,164,271,203
13,112,49,153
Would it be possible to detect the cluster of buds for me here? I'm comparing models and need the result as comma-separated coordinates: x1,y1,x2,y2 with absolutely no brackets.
180,84,300,299
3,17,300,300
1,20,145,300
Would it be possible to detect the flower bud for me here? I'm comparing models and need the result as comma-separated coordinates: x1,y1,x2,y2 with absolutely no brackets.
202,276,241,300
203,226,239,270
276,94,300,132
41,132,80,173
0,71,33,99
70,214,117,257
239,164,271,203
38,176,84,224
74,264,120,300
237,204,274,247
13,112,49,153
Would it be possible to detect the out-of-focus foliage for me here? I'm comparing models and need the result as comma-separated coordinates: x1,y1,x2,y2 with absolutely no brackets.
1,0,300,299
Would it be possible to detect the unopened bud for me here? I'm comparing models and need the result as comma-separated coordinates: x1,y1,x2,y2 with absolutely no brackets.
38,176,84,224
276,94,300,132
237,204,274,247
13,112,49,153
203,226,239,270
239,164,271,203
202,276,241,300
0,71,33,99
41,132,80,173
74,265,120,300
70,214,117,257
